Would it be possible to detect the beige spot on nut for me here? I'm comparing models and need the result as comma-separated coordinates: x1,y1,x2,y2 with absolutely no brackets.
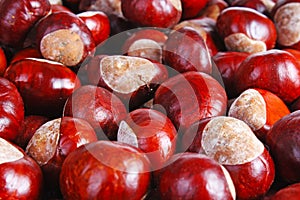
117,121,138,148
128,39,163,62
201,116,264,165
0,138,23,164
228,89,267,131
26,118,61,166
169,0,182,11
100,55,158,94
224,33,267,53
274,3,300,46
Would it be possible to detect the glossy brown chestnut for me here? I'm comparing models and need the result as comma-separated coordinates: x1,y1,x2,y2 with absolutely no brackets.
231,0,276,15
182,116,275,200
156,152,236,199
60,140,151,200
4,58,81,117
15,115,49,149
212,51,250,98
163,27,213,74
0,0,51,47
117,108,177,169
266,110,300,183
153,71,227,133
77,11,111,46
26,117,97,195
181,0,209,19
86,55,168,110
121,0,182,28
228,88,290,142
234,49,300,104
0,77,24,142
216,7,277,53
35,11,95,67
63,85,127,140
271,183,300,200
0,137,43,199
10,47,42,65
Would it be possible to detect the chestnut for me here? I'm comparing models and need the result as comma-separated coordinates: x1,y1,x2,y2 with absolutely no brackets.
153,71,227,133
63,85,127,140
85,55,168,110
10,47,42,64
181,0,209,19
4,58,81,117
121,0,182,28
15,115,49,149
198,0,229,20
77,11,111,46
231,0,276,15
117,108,177,169
79,0,123,18
266,110,300,183
216,7,277,53
163,27,213,74
271,183,300,200
212,51,250,98
182,116,275,200
0,47,7,76
156,152,236,199
35,11,95,67
0,77,24,142
0,137,43,199
228,88,290,142
60,140,151,199
0,0,51,47
272,0,300,50
234,49,300,104
26,117,97,195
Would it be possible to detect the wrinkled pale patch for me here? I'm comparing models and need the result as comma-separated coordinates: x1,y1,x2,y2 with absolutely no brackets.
201,116,264,165
228,89,267,131
0,138,23,165
117,121,138,148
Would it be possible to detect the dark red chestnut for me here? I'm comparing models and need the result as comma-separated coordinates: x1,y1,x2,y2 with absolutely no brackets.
86,55,168,110
15,115,49,149
77,11,111,46
79,0,123,18
117,108,177,169
272,0,300,50
266,110,300,183
51,4,72,13
228,88,290,142
153,71,227,133
156,152,236,199
10,47,42,64
182,116,275,200
163,27,213,74
212,51,250,98
121,0,182,28
216,7,277,53
0,137,43,199
4,58,81,117
35,11,95,67
231,0,276,15
0,47,7,76
0,77,24,142
26,117,97,194
234,49,300,104
63,85,127,140
181,0,209,19
271,183,300,200
60,140,151,200
0,0,51,47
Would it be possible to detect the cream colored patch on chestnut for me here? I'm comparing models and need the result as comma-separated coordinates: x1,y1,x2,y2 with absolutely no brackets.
128,39,162,62
169,0,182,11
224,33,267,53
201,116,264,165
77,11,100,17
261,0,275,13
0,138,23,165
221,166,236,200
49,0,62,5
228,89,267,131
173,21,207,41
40,29,84,66
26,118,61,166
26,58,65,66
117,121,138,148
274,3,300,46
100,55,158,94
